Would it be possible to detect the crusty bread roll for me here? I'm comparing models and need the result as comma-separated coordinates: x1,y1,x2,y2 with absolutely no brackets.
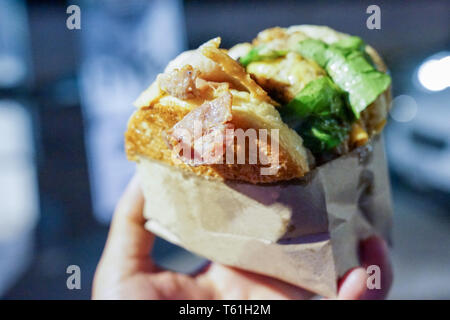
125,25,391,184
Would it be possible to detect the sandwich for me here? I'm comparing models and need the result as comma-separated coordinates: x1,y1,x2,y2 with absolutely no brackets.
124,25,393,297
125,25,391,183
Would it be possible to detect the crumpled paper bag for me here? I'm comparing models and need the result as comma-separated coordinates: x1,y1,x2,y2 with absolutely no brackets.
138,136,392,298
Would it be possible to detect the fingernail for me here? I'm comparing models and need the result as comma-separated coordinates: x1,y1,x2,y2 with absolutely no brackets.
338,268,368,300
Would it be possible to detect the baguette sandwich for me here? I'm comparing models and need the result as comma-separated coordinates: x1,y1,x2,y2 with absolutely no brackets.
125,25,391,183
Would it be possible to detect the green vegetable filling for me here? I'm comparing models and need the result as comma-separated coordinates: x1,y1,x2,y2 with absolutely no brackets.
282,77,348,120
239,36,391,155
239,45,287,67
280,76,351,154
297,37,391,118
299,117,351,154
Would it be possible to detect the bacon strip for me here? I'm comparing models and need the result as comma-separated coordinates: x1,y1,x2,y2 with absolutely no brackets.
158,65,200,99
166,92,234,166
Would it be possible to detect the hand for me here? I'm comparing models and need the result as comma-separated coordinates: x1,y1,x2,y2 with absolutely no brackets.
92,175,392,300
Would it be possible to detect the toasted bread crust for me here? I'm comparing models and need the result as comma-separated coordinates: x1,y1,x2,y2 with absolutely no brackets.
125,98,308,183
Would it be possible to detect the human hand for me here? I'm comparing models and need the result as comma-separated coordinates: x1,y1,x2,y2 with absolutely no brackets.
92,175,392,300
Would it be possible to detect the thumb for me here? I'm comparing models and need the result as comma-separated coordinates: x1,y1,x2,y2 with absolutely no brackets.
99,174,156,275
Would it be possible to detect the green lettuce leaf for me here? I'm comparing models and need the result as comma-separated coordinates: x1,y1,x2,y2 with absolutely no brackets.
282,76,348,120
280,77,351,154
298,117,351,153
297,37,391,118
239,45,287,67
332,36,365,53
295,39,329,66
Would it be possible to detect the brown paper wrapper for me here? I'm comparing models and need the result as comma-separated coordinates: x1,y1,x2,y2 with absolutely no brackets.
138,136,392,298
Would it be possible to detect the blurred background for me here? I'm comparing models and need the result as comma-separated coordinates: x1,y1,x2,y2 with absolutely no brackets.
0,0,448,299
